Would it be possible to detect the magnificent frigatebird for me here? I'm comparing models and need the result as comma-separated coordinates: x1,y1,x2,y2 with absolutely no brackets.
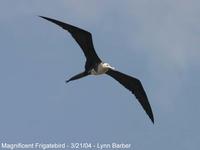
39,16,154,123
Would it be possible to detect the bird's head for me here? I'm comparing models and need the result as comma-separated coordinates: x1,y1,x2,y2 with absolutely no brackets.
102,62,115,70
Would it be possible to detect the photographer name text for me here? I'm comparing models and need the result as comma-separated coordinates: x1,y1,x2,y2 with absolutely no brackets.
1,142,131,150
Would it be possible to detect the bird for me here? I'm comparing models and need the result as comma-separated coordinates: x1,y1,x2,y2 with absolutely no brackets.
39,16,154,123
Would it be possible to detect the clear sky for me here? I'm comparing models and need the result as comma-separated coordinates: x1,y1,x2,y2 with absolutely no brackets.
0,0,199,149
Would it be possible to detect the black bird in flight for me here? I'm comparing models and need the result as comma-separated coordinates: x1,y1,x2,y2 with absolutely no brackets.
39,16,154,123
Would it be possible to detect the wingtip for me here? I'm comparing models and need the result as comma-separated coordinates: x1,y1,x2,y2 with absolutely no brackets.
38,15,47,19
149,114,154,124
65,80,70,83
144,105,154,124
151,118,154,124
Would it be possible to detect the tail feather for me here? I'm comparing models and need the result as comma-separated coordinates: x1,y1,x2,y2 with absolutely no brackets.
66,71,89,83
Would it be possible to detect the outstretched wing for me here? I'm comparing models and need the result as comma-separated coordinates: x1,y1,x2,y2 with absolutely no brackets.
106,69,154,123
39,16,101,70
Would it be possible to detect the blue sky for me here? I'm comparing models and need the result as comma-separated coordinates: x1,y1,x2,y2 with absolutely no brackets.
0,0,199,149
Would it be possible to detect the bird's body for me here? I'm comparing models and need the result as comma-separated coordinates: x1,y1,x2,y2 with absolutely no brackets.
90,62,114,75
39,16,154,123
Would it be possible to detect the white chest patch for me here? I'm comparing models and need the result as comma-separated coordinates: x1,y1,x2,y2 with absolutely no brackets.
91,63,112,75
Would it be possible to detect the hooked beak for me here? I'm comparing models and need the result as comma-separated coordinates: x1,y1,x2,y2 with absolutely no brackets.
109,66,115,70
